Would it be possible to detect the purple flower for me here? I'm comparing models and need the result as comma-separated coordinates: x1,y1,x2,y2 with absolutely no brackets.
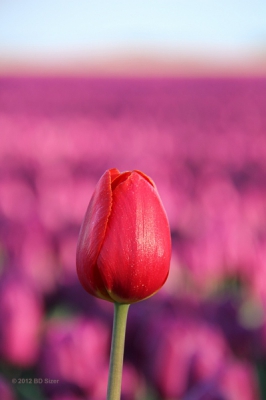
40,316,142,399
0,376,15,400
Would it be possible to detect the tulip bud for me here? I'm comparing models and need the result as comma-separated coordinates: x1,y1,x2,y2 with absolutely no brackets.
76,169,171,304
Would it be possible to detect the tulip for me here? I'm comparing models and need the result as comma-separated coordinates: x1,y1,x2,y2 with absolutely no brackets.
76,168,171,304
76,168,171,400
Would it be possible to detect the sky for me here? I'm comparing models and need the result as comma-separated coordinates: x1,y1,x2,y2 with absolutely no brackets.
0,0,266,75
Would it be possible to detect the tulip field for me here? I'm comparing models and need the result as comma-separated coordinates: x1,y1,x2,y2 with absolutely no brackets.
1,76,266,400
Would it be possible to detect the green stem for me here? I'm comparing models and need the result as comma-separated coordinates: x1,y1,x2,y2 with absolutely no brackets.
107,302,130,400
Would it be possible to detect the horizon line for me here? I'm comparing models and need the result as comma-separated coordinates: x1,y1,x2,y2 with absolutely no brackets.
0,50,265,78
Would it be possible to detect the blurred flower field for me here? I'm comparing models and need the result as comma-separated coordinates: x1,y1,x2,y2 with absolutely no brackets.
0,76,266,399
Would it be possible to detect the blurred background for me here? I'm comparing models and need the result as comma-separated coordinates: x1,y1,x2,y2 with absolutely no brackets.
0,1,266,399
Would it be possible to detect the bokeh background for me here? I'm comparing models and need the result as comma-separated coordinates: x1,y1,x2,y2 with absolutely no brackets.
1,1,266,399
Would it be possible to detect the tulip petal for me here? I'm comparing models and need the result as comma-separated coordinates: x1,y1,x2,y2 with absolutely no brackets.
76,169,120,301
133,169,156,187
111,171,132,191
97,171,171,303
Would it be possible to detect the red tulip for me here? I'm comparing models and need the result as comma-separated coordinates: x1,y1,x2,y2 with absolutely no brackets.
76,169,171,303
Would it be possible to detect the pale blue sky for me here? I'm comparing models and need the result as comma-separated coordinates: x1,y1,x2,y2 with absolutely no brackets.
0,0,265,57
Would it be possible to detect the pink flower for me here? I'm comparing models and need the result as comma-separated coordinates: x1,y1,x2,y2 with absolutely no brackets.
219,361,260,400
40,317,109,390
0,278,43,367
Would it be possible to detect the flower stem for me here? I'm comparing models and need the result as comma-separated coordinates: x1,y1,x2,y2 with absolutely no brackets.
107,302,130,400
